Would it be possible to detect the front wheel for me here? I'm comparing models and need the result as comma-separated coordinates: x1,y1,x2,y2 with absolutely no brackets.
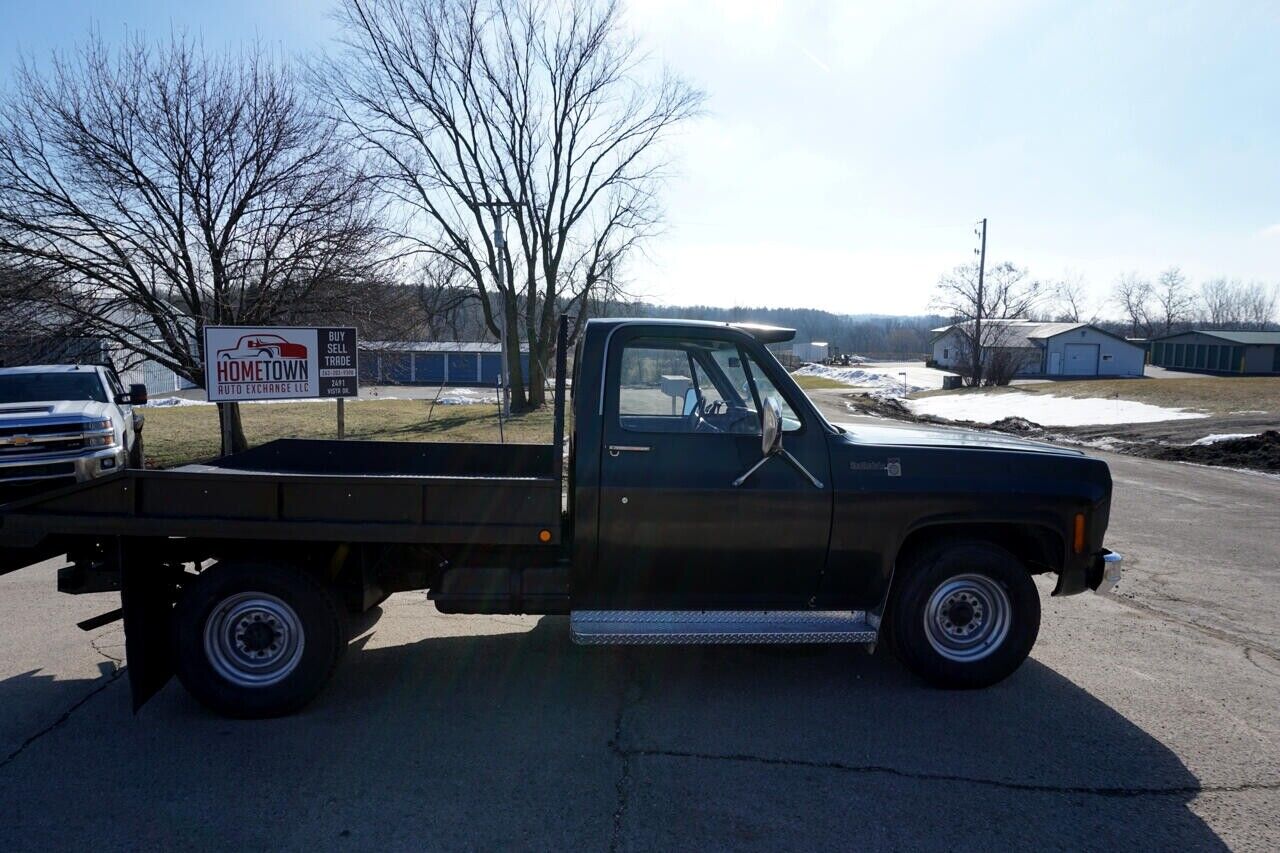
886,540,1040,689
174,561,346,717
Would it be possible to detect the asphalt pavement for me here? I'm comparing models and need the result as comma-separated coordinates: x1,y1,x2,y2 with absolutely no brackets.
1,403,1278,850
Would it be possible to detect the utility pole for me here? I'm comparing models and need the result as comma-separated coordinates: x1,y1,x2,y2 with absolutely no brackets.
478,201,521,417
973,218,988,385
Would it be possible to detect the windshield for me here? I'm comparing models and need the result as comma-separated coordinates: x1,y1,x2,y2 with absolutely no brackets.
0,373,108,404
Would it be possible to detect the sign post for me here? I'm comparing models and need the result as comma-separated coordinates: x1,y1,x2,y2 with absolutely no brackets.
203,326,359,452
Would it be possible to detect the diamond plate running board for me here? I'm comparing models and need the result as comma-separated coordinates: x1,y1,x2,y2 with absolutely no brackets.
570,610,879,645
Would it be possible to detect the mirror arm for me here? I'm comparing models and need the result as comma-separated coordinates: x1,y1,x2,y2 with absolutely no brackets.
732,450,824,489
779,449,824,489
731,455,772,488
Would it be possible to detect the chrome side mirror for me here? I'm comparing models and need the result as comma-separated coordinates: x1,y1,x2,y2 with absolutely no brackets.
761,395,783,456
682,387,698,416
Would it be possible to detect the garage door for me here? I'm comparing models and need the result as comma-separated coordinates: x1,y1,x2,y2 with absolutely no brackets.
448,352,478,384
1063,343,1099,376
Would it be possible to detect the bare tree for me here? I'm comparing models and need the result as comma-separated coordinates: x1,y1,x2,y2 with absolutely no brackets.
320,0,703,409
1051,270,1092,323
1199,277,1240,327
1240,281,1278,328
416,255,486,341
932,260,1043,385
0,35,384,452
1112,272,1153,337
1153,266,1193,335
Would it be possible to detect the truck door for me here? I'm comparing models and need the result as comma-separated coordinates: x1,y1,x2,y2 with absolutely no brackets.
591,328,833,609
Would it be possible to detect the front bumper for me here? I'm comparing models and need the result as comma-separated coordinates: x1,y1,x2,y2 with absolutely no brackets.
1092,549,1123,595
0,446,127,486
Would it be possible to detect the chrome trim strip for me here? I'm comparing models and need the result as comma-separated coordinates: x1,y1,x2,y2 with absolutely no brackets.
570,610,878,645
0,470,78,484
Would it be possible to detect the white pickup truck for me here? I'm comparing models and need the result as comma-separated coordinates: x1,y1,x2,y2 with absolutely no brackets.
0,364,147,499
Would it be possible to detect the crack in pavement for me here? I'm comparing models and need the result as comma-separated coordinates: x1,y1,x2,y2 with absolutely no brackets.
607,654,642,853
1,627,128,773
624,746,1280,799
0,664,125,772
1108,593,1280,664
90,632,125,666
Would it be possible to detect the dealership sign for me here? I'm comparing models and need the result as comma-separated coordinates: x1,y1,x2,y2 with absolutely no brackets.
203,326,358,402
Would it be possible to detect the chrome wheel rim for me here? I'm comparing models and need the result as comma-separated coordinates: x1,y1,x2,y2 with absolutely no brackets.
203,592,305,687
923,574,1011,662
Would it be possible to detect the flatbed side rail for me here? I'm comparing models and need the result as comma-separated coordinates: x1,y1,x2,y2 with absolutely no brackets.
1,468,563,547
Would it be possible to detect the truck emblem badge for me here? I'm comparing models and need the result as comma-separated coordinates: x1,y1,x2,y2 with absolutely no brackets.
850,458,902,476
12,435,33,446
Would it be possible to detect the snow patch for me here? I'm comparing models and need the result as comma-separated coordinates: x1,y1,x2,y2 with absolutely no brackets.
1191,433,1259,446
907,392,1206,427
794,361,953,397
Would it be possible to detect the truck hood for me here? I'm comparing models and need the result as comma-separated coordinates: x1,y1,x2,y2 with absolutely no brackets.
836,421,1082,456
0,400,113,423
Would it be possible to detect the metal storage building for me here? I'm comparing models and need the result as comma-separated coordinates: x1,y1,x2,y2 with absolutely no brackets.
1150,330,1280,375
791,341,830,363
931,321,1145,377
357,342,531,387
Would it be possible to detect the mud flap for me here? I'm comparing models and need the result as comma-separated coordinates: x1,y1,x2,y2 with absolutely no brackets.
117,539,179,712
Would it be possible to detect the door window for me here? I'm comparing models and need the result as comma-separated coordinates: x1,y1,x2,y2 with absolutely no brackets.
616,336,801,434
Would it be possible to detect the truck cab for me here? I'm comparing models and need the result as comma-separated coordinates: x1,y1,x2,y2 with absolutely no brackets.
0,364,147,499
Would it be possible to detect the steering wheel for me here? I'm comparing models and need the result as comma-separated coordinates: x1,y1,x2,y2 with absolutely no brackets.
721,406,758,434
687,398,726,433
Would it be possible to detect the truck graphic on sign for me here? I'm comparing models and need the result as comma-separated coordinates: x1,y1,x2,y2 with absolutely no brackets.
217,334,308,361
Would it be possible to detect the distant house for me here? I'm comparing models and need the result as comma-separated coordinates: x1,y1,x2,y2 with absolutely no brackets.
358,341,531,387
1150,330,1280,375
931,320,1145,378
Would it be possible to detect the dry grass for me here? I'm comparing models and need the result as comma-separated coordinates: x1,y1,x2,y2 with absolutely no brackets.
141,400,554,469
791,374,849,391
913,376,1280,416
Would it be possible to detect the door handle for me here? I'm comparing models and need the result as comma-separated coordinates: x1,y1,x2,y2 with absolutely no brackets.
608,445,651,457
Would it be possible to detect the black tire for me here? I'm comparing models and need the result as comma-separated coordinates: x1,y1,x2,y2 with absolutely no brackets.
886,540,1040,689
173,561,346,718
128,433,144,469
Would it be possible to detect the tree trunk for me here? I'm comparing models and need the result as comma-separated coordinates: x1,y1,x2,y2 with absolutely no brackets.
503,299,529,411
526,339,547,409
217,402,248,456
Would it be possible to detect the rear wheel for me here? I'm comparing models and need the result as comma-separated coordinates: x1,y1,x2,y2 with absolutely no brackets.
887,540,1040,689
174,561,346,717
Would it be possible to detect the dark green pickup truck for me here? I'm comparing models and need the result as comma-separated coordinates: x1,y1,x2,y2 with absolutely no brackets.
0,318,1121,717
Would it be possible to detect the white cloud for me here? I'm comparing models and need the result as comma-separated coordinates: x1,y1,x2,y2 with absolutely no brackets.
1260,224,1280,239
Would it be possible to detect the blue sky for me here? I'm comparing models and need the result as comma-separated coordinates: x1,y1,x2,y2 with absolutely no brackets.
2,0,1278,316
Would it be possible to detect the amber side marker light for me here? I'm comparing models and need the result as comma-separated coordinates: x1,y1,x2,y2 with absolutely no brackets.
538,529,552,543
1073,513,1086,554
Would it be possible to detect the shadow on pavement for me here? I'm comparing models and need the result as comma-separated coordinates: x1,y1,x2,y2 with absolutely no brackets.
0,615,1227,851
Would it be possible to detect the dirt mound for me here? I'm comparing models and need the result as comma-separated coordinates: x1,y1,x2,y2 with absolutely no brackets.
1153,431,1280,472
988,416,1043,434
844,393,916,420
